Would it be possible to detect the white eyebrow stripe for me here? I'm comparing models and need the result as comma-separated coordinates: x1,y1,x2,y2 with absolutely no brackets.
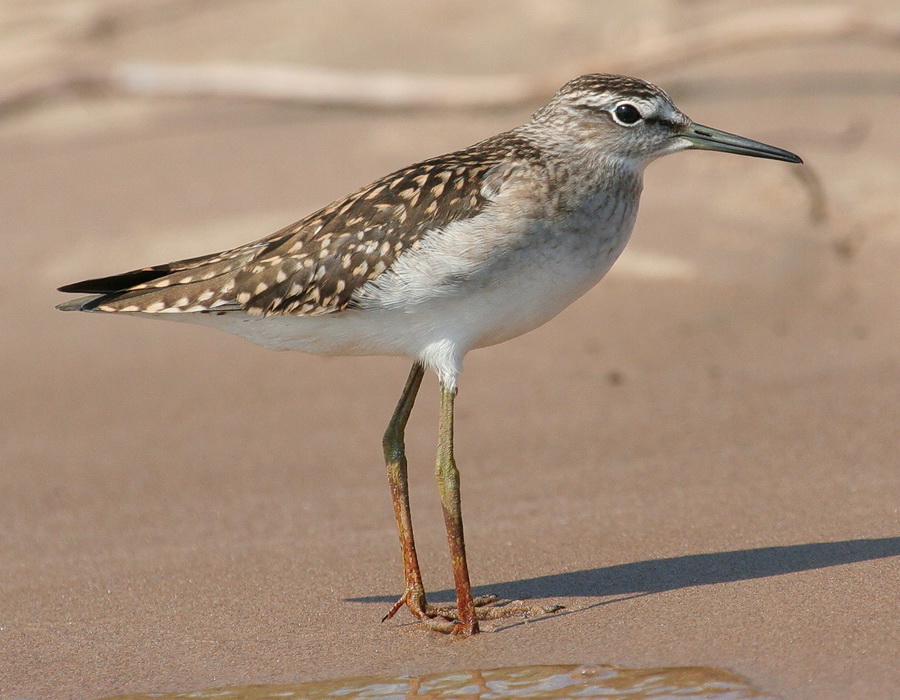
573,94,659,116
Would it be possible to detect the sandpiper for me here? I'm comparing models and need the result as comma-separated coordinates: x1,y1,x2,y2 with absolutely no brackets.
58,74,802,636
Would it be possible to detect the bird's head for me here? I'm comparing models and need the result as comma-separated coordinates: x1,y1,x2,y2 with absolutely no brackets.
531,74,802,168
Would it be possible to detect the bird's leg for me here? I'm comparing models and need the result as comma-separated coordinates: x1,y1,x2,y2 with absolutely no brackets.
434,382,479,636
382,369,562,634
425,383,564,633
381,367,501,631
381,363,429,622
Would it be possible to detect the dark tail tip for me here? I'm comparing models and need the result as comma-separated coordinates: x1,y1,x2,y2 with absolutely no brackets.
56,295,104,311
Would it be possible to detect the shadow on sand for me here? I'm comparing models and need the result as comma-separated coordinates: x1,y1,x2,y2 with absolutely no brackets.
347,537,900,604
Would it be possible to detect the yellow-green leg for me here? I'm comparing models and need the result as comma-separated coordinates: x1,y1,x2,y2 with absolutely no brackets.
382,362,429,622
435,383,478,635
382,366,563,634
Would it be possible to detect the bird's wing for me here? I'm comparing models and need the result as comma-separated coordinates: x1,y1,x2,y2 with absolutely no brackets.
57,141,521,315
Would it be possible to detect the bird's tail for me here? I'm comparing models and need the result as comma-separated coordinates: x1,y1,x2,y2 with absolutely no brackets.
56,245,259,314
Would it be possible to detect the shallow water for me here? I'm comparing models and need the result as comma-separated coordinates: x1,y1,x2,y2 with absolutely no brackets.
99,663,777,699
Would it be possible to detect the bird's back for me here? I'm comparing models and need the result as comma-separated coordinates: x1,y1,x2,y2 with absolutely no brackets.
57,134,521,317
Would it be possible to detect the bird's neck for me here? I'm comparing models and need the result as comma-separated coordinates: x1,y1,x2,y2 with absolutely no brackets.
550,150,644,218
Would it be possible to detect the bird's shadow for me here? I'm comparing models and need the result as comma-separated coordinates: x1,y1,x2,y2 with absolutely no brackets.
347,537,899,606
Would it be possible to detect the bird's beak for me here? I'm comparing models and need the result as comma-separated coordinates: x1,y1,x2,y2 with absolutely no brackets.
681,122,802,164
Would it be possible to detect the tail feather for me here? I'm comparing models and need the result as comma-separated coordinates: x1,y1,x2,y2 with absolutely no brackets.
56,295,104,312
57,264,181,294
55,241,257,293
56,248,257,313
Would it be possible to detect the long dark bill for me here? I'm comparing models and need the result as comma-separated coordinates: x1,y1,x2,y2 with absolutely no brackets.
682,123,802,164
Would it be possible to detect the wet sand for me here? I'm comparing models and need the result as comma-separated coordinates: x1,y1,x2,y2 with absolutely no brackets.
1,2,898,699
98,664,780,699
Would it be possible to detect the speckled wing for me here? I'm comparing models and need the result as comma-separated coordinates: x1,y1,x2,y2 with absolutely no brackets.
57,142,516,316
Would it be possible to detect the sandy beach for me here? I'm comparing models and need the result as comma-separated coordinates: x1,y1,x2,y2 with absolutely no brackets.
1,2,898,698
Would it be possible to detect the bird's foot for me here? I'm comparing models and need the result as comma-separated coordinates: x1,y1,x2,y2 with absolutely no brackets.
431,595,564,620
404,595,564,634
476,596,565,621
382,586,430,622
383,589,563,634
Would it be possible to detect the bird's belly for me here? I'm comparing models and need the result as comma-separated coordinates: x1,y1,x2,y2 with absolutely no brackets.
181,279,578,359
179,308,432,357
176,209,635,384
183,248,615,359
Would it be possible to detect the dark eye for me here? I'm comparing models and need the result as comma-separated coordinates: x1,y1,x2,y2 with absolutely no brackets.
613,103,642,126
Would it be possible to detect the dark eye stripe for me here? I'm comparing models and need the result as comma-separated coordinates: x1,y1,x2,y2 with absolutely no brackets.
573,102,677,130
644,116,678,128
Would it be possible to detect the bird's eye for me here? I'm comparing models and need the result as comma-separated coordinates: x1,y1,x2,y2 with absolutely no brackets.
612,103,642,126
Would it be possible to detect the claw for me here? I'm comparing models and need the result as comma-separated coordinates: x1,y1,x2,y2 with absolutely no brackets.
381,596,406,623
382,586,430,622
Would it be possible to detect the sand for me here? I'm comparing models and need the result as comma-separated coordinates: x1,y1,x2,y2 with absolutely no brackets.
1,2,898,699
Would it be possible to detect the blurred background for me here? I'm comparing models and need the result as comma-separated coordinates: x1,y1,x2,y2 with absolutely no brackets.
1,2,898,699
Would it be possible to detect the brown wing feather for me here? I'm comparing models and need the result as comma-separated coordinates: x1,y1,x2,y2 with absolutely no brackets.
58,134,534,315
235,149,508,316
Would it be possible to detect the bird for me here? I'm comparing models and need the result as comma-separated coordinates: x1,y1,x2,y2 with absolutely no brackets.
57,74,802,636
